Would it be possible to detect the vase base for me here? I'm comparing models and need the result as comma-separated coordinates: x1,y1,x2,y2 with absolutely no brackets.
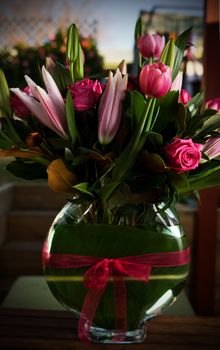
89,325,146,344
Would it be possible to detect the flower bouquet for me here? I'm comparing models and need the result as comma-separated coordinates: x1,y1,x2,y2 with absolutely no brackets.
1,18,220,344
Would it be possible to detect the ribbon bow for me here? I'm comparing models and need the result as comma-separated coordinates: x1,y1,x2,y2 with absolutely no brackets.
42,244,190,342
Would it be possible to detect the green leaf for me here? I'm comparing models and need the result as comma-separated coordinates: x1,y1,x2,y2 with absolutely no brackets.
51,62,72,91
112,98,156,183
193,113,220,140
172,28,192,81
130,90,146,127
3,118,25,146
0,139,13,148
66,91,77,144
5,159,47,180
175,103,187,136
153,91,179,133
187,90,205,117
177,160,220,194
144,132,163,152
73,182,95,197
160,39,175,69
140,152,169,173
0,68,11,118
134,16,143,41
200,108,217,119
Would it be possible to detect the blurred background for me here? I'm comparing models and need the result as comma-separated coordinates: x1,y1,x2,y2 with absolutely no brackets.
0,0,220,321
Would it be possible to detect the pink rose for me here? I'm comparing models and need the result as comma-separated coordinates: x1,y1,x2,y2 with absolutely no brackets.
68,78,103,111
10,87,31,117
163,138,202,173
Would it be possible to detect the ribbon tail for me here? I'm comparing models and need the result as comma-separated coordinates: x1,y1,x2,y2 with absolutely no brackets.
112,276,127,342
78,287,105,343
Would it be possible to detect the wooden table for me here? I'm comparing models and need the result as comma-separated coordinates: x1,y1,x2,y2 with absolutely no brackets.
0,308,220,349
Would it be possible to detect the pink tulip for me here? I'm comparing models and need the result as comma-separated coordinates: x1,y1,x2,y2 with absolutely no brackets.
98,69,127,144
179,89,191,104
138,34,165,59
11,66,68,139
206,97,220,113
139,62,172,98
202,136,220,159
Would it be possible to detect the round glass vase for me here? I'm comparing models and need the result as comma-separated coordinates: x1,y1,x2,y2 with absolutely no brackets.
43,200,190,344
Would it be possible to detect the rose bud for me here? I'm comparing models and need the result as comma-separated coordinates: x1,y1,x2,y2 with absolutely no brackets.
139,62,172,98
10,86,31,117
163,137,202,174
68,78,103,111
138,34,165,59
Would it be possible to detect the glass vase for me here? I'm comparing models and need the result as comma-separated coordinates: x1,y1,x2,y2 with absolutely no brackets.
42,200,190,344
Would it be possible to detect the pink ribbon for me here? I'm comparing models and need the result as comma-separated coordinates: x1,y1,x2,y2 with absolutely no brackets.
42,243,190,342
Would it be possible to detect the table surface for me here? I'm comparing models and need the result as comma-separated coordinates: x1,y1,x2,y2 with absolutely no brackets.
0,308,220,350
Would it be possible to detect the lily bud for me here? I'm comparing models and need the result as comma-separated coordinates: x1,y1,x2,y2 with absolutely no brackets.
139,62,172,98
138,34,165,59
98,69,127,145
45,57,56,75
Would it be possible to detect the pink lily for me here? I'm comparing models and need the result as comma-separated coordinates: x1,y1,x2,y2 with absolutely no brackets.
202,136,220,160
98,68,127,144
11,66,68,139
